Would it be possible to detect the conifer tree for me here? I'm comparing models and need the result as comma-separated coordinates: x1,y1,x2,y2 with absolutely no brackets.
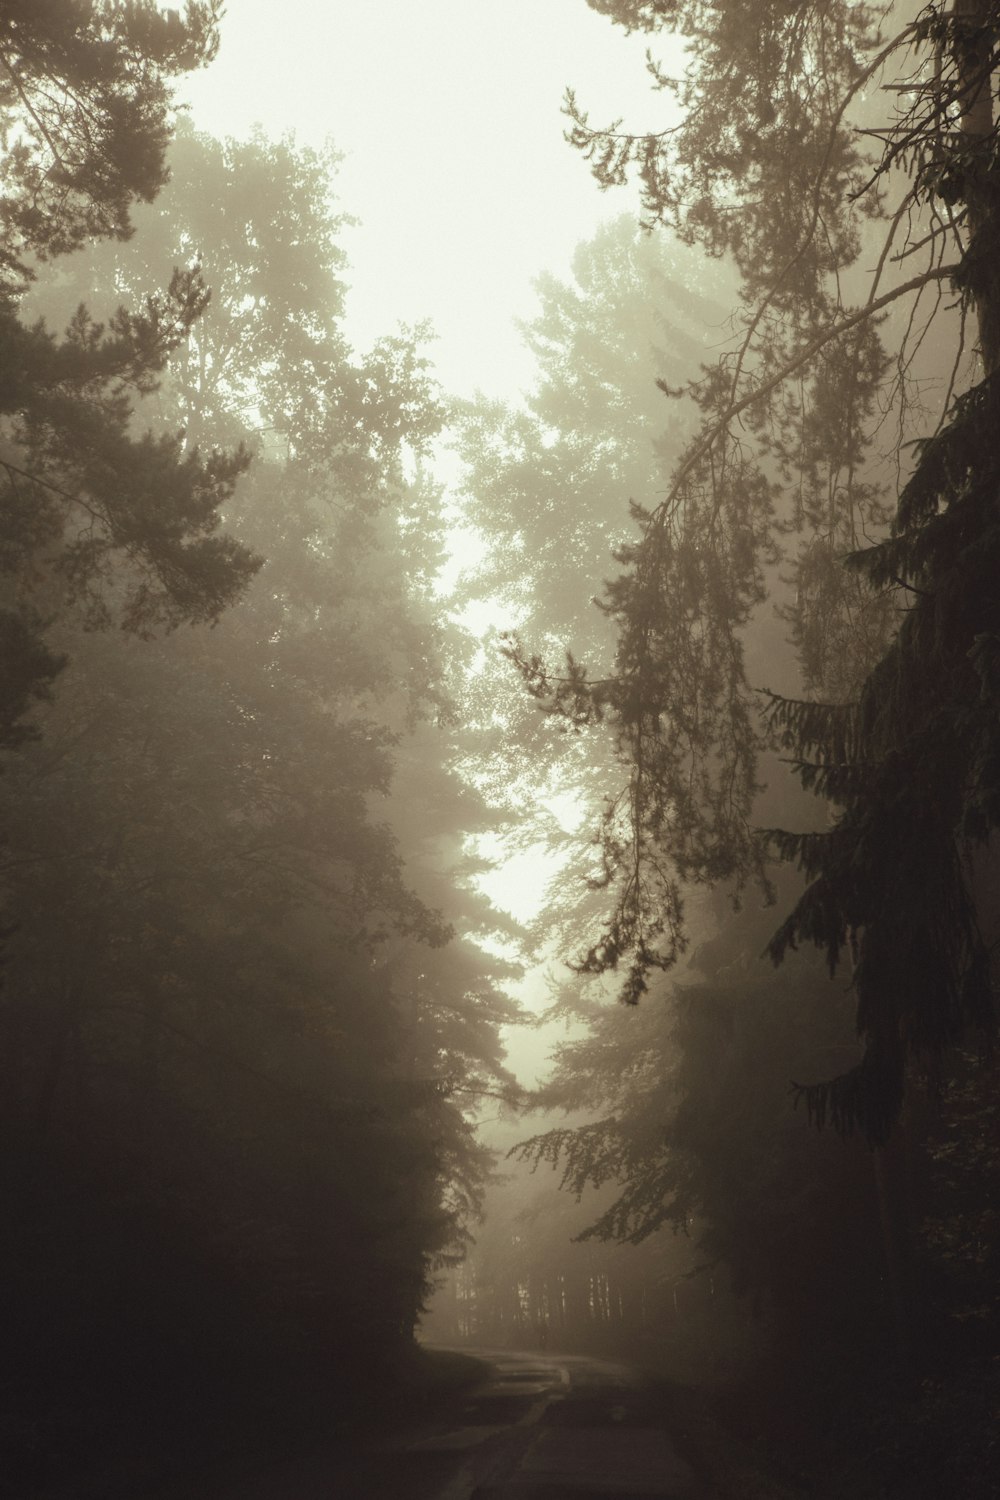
0,126,522,1484
512,0,1000,1138
0,1,257,744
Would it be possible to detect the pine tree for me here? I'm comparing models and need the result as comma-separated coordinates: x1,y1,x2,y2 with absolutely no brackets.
0,2,257,745
516,0,1000,1136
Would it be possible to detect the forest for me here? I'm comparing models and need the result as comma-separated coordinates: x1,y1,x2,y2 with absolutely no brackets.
1,2,999,1498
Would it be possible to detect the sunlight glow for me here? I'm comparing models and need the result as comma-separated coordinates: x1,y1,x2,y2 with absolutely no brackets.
177,1,663,400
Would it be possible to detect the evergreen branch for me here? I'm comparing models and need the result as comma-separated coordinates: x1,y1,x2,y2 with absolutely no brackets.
561,86,685,145
444,1083,526,1107
0,51,68,176
1,456,89,507
724,21,921,418
888,572,933,597
653,265,961,535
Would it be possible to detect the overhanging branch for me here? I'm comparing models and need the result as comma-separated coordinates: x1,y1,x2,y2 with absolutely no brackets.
653,264,961,532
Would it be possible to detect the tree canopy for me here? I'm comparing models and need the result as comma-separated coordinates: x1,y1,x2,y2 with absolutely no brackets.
0,0,223,288
0,48,520,1485
0,0,257,750
510,0,1000,1138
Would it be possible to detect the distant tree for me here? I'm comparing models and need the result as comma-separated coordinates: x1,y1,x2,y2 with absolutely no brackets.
510,0,1000,1137
515,894,886,1369
428,1137,726,1374
455,217,736,962
456,217,726,652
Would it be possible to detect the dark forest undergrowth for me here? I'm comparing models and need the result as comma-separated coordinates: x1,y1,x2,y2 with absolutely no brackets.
7,1337,489,1500
637,1334,1000,1500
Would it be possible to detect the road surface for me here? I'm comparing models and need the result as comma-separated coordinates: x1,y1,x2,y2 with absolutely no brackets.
169,1347,707,1499
401,1346,702,1499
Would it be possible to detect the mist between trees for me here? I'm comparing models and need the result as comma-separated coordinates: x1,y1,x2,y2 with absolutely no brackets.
2,3,1000,1498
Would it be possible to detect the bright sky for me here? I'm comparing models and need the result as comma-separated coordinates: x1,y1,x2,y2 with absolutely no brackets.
179,3,668,1069
179,0,659,398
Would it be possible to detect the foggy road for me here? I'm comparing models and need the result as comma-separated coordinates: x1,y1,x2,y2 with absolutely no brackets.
165,1348,704,1500
398,1347,702,1499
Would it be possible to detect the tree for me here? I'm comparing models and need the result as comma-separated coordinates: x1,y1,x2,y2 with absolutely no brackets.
511,0,1000,1137
423,1112,745,1379
1,123,521,1491
454,216,735,968
0,1,224,287
0,1,257,746
514,892,886,1371
43,123,527,1116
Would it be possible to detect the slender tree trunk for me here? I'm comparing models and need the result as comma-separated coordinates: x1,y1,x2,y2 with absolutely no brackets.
954,0,1000,373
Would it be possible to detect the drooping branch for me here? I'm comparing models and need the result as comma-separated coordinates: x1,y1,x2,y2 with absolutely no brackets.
652,264,960,535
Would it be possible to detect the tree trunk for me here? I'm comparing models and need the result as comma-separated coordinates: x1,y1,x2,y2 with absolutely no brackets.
954,0,1000,374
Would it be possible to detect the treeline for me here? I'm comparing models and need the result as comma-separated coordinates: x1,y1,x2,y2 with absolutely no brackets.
423,1132,760,1384
0,7,516,1491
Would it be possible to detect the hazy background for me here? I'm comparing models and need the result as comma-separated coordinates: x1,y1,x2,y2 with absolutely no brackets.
178,0,661,398
178,2,681,1075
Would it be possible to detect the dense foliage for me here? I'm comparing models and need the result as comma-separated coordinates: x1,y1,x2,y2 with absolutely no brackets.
0,0,259,751
0,15,516,1490
6,5,1000,1495
453,216,735,962
447,6,1000,1482
506,0,1000,1140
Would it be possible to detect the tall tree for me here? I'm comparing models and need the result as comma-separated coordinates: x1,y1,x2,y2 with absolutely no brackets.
511,0,1000,1136
1,123,520,1491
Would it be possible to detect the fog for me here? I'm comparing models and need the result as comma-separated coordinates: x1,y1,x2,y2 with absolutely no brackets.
175,0,662,399
2,5,998,1500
